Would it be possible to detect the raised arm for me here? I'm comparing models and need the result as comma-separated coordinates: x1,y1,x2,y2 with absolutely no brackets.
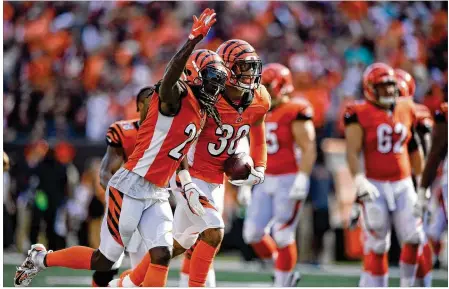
159,8,217,115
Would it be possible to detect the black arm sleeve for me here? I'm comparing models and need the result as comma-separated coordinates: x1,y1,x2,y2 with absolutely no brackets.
159,36,203,110
343,111,359,125
408,127,421,153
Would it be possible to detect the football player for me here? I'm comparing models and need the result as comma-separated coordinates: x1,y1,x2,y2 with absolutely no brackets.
14,8,227,287
395,69,434,286
89,86,154,287
344,63,426,287
114,39,271,288
242,63,316,286
415,101,448,273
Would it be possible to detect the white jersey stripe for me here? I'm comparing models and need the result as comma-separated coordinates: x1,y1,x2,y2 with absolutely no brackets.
133,112,174,176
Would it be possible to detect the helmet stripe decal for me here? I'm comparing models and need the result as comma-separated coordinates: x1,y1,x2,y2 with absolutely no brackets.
221,40,239,58
226,43,247,62
199,53,214,67
234,48,255,58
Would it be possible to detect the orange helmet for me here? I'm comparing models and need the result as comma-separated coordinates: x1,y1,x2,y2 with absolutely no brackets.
183,49,228,106
216,39,262,91
261,63,294,99
395,68,416,97
363,63,398,107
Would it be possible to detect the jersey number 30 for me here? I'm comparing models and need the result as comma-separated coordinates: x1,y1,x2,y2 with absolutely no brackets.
377,123,407,154
208,124,250,156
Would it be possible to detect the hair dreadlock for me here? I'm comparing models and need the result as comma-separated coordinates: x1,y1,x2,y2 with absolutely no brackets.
204,103,222,129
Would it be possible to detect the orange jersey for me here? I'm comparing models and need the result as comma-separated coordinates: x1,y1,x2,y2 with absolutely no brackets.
106,119,140,161
344,98,417,181
265,98,314,175
189,85,270,184
124,82,206,188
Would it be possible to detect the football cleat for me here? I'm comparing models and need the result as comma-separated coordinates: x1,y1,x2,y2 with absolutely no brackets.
14,244,50,287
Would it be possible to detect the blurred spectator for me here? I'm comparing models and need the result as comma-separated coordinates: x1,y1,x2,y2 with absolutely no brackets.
3,1,447,142
29,145,69,251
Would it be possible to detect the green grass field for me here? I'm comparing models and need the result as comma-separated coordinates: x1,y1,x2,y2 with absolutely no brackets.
3,255,448,287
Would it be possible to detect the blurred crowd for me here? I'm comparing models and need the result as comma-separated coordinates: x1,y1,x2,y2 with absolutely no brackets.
3,1,448,263
3,1,447,142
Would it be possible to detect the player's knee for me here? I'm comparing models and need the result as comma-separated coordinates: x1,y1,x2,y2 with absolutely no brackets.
92,269,119,287
371,240,390,254
200,228,223,248
90,249,115,271
118,218,139,245
273,228,295,248
149,246,172,266
242,222,264,244
404,230,425,245
172,240,187,258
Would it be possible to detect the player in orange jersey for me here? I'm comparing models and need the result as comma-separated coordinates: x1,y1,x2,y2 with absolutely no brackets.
241,63,316,286
395,69,434,286
176,39,269,287
344,63,426,287
415,101,448,276
88,86,154,287
114,39,271,288
15,8,227,287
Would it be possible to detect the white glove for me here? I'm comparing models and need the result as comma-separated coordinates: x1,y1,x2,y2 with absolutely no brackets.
229,166,265,186
289,172,310,200
354,174,380,203
237,185,252,206
349,203,361,230
178,170,206,216
413,187,431,218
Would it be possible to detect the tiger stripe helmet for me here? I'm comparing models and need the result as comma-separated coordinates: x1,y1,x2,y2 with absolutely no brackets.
395,68,416,97
216,39,262,91
261,63,294,99
183,49,228,105
363,63,398,107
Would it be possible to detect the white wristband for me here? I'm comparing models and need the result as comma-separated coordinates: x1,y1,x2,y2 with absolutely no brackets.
354,173,365,187
255,166,265,174
178,170,192,187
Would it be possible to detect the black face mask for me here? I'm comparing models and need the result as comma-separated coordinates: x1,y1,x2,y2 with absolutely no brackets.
198,66,227,105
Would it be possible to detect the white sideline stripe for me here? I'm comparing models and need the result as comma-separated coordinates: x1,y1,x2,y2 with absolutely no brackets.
45,277,271,287
133,112,174,176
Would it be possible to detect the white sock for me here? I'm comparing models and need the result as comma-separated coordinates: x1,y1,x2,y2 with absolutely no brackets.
400,262,418,287
179,272,189,287
205,268,216,287
362,273,388,287
122,275,138,287
274,270,291,287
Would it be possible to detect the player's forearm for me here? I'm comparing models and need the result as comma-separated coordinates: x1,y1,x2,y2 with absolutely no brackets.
410,149,424,177
421,123,447,188
346,150,362,177
299,141,316,175
159,36,203,105
99,169,112,190
249,122,267,169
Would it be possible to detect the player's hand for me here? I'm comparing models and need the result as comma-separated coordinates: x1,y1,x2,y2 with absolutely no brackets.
237,185,252,206
354,174,379,203
229,166,265,186
189,8,217,40
289,172,309,200
413,187,431,218
184,182,206,216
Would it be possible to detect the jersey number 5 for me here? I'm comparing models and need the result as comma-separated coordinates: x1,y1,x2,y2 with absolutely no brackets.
169,123,197,160
208,124,251,156
266,122,279,154
377,123,408,154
